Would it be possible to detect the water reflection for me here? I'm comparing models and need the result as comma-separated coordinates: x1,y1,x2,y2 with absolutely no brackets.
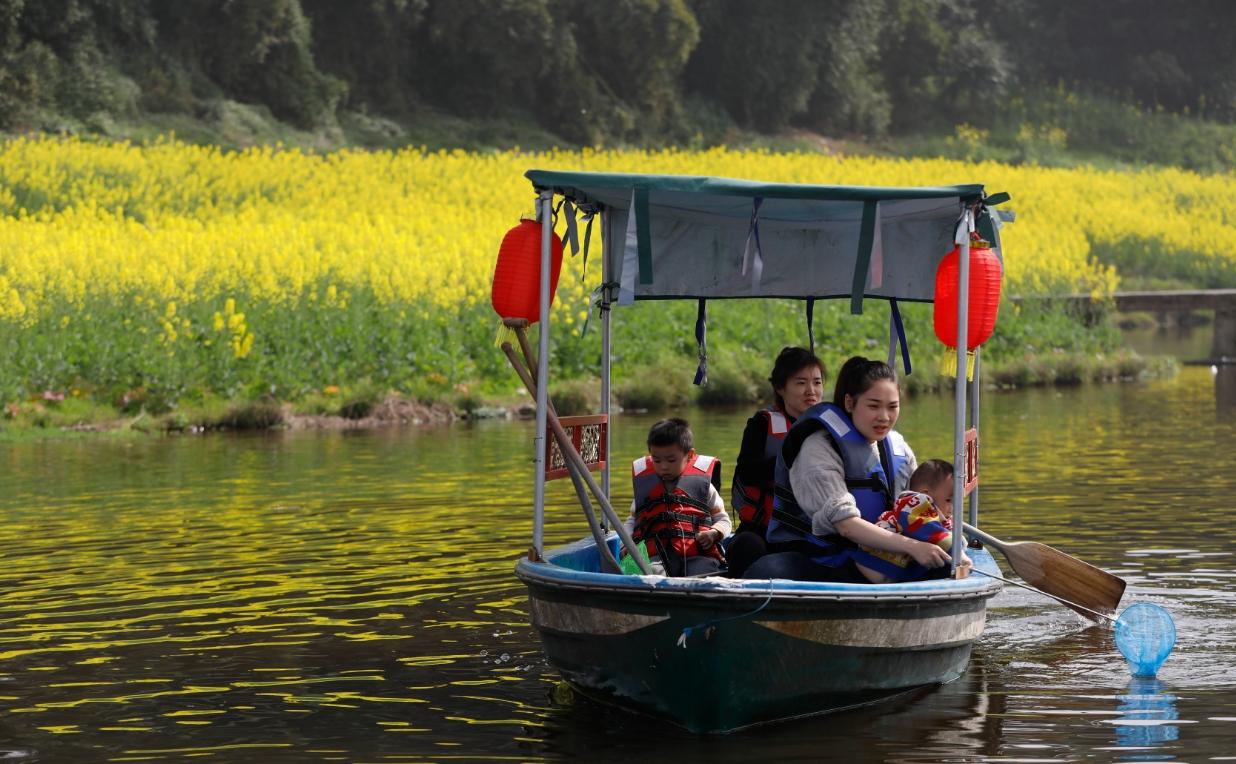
1216,365,1236,417
0,368,1231,760
1111,678,1179,759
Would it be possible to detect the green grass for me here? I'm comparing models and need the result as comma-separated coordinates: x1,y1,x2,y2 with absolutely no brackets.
886,87,1236,174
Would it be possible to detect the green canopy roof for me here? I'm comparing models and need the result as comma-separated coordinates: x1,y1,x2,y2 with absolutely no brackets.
525,169,1008,310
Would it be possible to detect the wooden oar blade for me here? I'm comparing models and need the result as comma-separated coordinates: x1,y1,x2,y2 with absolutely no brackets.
1001,541,1127,620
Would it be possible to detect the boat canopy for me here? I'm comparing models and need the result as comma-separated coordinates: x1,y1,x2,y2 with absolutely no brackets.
525,169,1009,312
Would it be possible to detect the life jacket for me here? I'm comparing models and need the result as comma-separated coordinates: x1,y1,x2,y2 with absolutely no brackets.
767,402,911,567
730,407,790,532
630,453,724,568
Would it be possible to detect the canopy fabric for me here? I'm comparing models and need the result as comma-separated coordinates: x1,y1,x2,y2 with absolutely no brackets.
525,169,1007,308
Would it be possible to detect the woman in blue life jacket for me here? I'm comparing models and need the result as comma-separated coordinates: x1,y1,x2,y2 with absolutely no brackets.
743,356,953,582
726,346,824,578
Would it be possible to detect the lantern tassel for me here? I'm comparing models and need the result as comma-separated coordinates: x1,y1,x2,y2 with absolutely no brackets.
939,348,977,380
495,322,516,348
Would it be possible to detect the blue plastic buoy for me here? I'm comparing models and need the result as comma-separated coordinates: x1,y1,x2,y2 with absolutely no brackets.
1114,603,1176,677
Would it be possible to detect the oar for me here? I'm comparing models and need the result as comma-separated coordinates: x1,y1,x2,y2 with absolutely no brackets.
501,341,624,574
501,321,652,574
963,522,1127,621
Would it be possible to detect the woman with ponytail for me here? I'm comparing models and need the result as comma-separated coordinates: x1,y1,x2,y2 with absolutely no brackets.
744,357,953,582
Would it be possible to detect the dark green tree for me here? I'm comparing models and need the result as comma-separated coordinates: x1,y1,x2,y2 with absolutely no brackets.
151,0,341,128
300,0,426,115
564,0,699,140
685,0,827,131
991,0,1235,120
800,2,890,136
876,0,1010,132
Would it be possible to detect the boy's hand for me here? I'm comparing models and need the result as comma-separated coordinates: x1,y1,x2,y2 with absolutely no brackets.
696,528,721,550
954,551,973,579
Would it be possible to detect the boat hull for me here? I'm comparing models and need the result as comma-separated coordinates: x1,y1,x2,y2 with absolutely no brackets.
518,537,1002,733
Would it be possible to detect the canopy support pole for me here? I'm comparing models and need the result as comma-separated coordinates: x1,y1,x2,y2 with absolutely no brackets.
533,190,554,558
600,209,613,509
952,209,973,573
968,348,981,527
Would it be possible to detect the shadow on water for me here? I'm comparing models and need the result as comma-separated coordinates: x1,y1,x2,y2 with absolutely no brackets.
0,368,1232,760
529,665,1007,764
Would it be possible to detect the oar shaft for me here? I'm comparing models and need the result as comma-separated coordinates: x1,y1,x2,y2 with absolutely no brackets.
971,568,1116,622
962,522,1005,553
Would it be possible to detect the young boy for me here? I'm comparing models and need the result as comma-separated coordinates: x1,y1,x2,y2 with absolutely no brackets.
623,417,731,577
853,459,972,583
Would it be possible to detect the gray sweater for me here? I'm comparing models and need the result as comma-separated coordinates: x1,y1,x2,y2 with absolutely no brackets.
787,430,917,537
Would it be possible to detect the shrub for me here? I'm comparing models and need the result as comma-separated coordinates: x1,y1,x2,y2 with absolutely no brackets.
550,379,597,416
1052,355,1089,386
615,363,694,413
696,359,760,407
214,401,284,429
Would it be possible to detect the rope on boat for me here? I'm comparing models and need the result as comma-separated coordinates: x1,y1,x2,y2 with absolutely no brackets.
676,580,775,649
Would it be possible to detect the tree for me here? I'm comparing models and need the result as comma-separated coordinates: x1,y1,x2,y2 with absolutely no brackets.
685,0,827,131
152,0,342,128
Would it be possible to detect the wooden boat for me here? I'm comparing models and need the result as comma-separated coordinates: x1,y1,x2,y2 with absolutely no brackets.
502,169,1015,733
518,538,1002,732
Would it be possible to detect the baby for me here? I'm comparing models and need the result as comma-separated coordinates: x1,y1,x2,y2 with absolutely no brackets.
854,459,972,583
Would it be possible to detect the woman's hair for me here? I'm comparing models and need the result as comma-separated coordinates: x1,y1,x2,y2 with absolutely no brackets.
833,356,897,408
768,346,825,409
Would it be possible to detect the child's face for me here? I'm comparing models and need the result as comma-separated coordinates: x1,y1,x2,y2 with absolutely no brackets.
844,379,900,442
649,444,694,481
927,476,955,517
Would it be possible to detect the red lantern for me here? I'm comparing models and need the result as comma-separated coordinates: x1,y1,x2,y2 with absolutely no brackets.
491,219,564,324
934,236,1003,378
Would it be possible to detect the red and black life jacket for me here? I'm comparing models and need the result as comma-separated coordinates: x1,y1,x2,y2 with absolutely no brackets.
730,407,790,531
630,453,724,567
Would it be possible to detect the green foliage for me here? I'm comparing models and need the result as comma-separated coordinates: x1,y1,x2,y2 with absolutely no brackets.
695,353,761,407
565,0,699,141
0,0,1231,165
301,0,426,116
877,0,1010,133
152,0,341,128
213,400,284,429
800,2,890,135
615,360,696,412
686,0,826,131
990,0,1236,122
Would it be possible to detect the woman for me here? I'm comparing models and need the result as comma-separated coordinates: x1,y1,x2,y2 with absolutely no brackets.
743,356,953,582
725,347,824,578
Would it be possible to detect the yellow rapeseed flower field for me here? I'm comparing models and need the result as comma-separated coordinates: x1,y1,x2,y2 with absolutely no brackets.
0,137,1231,403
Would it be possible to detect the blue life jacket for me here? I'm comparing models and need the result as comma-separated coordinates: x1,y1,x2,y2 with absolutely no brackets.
767,402,910,567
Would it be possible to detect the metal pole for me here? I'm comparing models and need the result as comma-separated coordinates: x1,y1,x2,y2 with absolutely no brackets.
968,347,981,527
533,190,554,557
952,209,972,572
600,209,612,511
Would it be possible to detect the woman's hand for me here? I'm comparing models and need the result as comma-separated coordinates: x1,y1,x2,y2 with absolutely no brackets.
908,540,952,568
696,528,722,550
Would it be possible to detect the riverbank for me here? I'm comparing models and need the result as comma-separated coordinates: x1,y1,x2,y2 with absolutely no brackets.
0,349,1179,442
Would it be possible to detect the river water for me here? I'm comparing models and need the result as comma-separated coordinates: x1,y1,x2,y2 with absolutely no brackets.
0,365,1233,762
